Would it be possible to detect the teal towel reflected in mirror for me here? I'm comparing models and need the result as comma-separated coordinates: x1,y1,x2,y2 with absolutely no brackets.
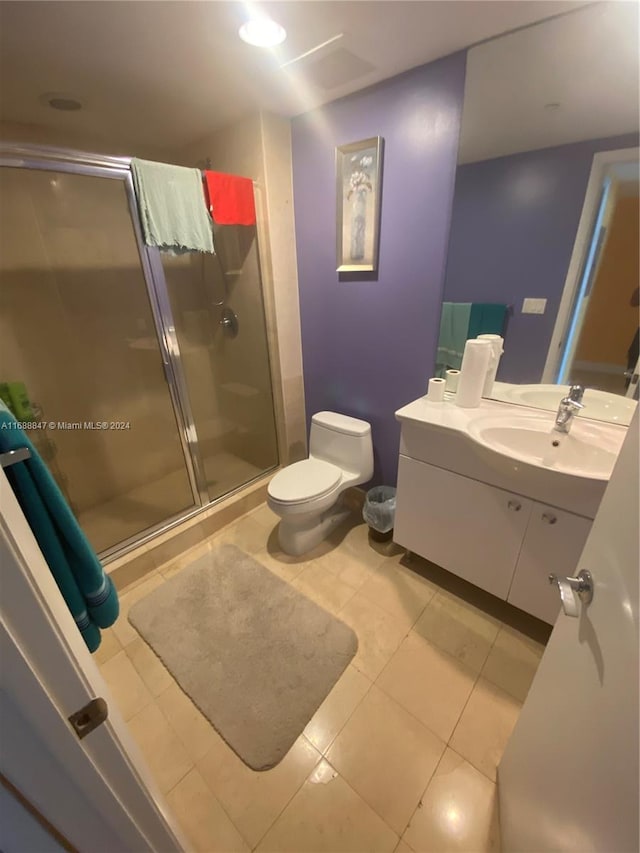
468,303,508,340
437,302,472,374
436,302,507,376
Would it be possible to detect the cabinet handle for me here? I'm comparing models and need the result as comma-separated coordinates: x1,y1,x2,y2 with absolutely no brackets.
507,500,522,512
542,512,557,525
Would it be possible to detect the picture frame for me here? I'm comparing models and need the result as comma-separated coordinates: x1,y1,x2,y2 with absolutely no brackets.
336,136,384,273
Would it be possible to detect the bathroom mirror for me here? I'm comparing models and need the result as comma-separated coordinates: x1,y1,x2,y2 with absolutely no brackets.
438,2,640,425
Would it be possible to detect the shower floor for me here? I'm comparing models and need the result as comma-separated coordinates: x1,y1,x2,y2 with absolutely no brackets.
78,452,264,554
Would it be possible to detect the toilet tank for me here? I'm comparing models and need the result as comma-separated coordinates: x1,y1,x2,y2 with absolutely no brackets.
309,411,373,479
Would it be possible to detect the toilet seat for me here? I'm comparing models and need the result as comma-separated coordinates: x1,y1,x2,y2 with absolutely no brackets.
268,459,342,504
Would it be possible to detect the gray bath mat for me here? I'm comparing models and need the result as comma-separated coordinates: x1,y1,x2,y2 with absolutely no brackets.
128,544,357,770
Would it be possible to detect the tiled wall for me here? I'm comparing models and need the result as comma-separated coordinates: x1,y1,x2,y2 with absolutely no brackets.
176,112,307,465
0,114,305,531
0,166,193,519
0,119,168,160
161,224,279,483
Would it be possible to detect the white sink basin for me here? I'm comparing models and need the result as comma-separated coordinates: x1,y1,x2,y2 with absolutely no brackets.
492,383,637,426
467,413,625,480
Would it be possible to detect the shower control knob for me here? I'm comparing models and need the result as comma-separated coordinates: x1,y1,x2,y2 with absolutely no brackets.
219,307,239,338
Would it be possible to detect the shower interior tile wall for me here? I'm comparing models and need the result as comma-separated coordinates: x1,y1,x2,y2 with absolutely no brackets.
0,119,170,160
0,168,193,530
162,239,278,489
0,115,297,553
176,111,307,466
0,110,307,483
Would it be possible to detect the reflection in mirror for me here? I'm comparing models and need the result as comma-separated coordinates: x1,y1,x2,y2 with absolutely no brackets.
559,161,638,393
438,3,639,424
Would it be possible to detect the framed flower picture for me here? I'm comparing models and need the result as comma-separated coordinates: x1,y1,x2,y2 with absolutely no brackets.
336,136,384,273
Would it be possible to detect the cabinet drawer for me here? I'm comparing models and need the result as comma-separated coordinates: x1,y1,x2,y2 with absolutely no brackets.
394,455,532,599
508,503,592,625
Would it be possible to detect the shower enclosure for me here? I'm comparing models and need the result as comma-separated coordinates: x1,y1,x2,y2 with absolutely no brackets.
0,144,278,557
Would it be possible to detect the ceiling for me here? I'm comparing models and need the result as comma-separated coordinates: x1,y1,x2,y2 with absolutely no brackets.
459,1,640,163
0,0,580,153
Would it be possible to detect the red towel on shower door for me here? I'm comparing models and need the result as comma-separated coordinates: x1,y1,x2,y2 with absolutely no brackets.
204,171,256,226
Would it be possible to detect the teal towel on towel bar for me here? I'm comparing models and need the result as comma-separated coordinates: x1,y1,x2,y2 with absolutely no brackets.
131,158,215,254
468,303,508,340
436,302,472,374
0,405,119,653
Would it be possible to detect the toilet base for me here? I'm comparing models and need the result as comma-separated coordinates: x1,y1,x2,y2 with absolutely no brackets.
277,500,352,556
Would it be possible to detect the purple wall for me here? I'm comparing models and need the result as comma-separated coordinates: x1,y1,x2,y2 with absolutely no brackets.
291,53,467,486
444,133,640,383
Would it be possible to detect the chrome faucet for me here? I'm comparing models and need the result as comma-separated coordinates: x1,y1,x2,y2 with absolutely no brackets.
554,385,585,434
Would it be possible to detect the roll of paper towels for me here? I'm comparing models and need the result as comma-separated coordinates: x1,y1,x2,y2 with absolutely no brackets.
455,340,492,408
477,334,504,397
426,377,446,402
445,369,460,393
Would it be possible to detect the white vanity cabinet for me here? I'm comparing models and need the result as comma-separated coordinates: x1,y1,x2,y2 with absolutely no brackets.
393,396,617,625
395,452,593,624
507,503,591,623
395,456,533,599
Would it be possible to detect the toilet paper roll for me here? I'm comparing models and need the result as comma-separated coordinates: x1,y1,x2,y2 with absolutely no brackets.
426,377,446,402
477,334,504,397
455,340,492,408
445,369,460,393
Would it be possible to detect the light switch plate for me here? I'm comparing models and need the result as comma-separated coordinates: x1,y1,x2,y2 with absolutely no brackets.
522,298,547,315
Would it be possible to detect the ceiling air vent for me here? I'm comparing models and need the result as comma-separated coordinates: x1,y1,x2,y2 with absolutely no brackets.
280,35,376,91
301,47,375,90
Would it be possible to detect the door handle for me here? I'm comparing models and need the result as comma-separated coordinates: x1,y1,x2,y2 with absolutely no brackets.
548,569,593,617
68,697,109,739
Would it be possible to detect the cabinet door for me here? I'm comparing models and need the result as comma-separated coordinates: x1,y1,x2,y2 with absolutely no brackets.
394,455,532,599
507,503,592,624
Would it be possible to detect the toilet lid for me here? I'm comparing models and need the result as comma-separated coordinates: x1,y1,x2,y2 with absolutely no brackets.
268,459,342,504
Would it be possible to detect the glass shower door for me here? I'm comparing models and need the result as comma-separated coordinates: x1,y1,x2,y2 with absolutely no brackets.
161,223,279,499
0,165,197,554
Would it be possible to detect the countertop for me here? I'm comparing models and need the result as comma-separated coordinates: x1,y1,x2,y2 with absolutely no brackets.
395,394,551,430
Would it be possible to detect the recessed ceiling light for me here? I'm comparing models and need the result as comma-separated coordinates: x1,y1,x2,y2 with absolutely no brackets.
239,17,286,48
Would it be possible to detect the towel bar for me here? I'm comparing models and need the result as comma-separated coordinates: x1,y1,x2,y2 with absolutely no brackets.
1,447,31,468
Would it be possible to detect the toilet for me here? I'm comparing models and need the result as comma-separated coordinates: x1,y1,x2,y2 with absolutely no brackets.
268,411,374,556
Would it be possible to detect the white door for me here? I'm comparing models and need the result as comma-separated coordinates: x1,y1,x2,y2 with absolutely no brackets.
0,470,188,852
498,411,639,852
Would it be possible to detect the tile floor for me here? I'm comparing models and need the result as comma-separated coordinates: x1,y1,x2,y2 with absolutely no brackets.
99,504,550,853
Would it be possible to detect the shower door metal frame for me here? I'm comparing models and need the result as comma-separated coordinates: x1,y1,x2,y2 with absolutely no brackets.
0,143,211,558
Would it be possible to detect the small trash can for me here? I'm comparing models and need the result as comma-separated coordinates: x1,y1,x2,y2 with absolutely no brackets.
363,486,397,542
